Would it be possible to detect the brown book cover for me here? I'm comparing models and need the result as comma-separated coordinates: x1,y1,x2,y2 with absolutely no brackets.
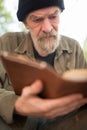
0,51,87,98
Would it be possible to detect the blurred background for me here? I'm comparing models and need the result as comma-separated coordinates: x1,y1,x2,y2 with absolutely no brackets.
0,0,87,60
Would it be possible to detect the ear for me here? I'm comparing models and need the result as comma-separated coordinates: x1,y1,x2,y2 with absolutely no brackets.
26,25,30,30
24,22,30,29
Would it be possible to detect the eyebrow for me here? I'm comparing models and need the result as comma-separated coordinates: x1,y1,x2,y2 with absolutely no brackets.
29,9,60,20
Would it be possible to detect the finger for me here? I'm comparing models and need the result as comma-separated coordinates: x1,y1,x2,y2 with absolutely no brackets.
41,99,85,119
22,80,43,97
56,99,87,116
40,94,83,111
50,94,84,108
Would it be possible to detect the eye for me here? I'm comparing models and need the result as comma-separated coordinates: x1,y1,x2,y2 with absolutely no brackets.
33,17,44,23
49,15,58,20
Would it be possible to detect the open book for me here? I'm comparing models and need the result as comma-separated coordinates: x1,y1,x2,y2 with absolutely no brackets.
0,51,87,98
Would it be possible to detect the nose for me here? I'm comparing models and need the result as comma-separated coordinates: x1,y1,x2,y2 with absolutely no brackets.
41,18,53,33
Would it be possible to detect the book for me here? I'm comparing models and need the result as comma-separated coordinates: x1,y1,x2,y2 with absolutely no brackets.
0,51,87,98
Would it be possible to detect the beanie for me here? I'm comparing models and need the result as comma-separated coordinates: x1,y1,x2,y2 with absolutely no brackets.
17,0,65,21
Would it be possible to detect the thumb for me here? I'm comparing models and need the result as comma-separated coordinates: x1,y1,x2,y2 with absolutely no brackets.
22,80,43,96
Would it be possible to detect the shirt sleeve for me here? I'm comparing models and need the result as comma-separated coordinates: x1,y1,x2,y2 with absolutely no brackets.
0,34,18,124
0,88,18,124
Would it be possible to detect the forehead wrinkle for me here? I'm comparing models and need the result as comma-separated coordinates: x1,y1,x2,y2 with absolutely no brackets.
29,9,59,20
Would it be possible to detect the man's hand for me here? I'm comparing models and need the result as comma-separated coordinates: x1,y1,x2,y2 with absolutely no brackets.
14,80,87,118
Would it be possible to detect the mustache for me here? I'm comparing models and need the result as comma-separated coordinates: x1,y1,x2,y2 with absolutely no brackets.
38,31,57,40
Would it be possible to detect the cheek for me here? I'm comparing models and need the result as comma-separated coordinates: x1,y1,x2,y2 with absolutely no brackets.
30,26,41,37
51,19,60,32
53,17,60,31
52,23,59,32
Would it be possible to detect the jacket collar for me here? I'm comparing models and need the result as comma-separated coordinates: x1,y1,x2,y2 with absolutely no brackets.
14,32,34,58
54,35,73,60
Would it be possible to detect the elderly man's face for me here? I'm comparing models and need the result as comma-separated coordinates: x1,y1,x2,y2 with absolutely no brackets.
25,6,61,56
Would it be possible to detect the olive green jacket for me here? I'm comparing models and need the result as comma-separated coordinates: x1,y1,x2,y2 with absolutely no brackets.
0,32,87,130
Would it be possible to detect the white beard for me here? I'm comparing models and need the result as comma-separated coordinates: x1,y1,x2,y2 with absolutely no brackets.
37,36,59,55
31,32,60,57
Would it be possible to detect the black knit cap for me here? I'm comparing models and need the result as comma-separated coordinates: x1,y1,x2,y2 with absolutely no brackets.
17,0,65,21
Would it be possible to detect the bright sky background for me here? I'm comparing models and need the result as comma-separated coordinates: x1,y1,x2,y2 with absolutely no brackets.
5,0,87,46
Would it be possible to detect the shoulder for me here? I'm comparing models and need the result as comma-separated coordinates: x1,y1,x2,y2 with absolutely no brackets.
59,35,82,52
0,32,28,52
0,32,26,42
60,35,80,46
